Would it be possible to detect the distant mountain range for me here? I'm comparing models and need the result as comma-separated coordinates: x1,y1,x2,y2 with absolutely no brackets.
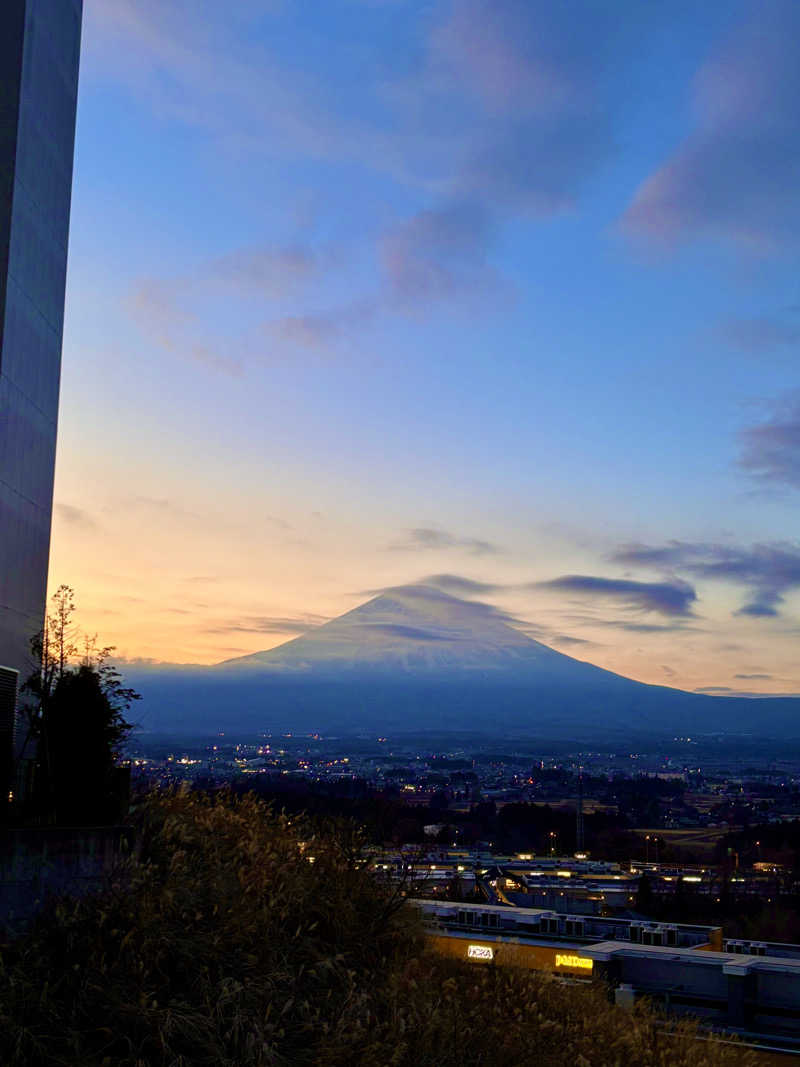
125,585,800,738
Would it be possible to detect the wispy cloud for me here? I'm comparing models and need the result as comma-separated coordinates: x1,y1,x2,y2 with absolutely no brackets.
376,582,522,627
365,622,454,642
390,527,500,556
129,280,245,376
621,0,800,252
55,503,98,531
211,244,317,296
205,613,328,636
78,0,656,391
427,0,615,213
549,634,593,647
614,539,800,618
420,574,505,596
715,316,800,354
129,236,327,371
263,299,377,354
380,204,498,307
536,575,697,617
739,392,800,490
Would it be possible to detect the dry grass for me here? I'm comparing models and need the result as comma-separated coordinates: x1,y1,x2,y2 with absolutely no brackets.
0,790,756,1066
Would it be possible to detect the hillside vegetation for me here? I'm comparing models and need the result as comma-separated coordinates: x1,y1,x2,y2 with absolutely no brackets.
0,791,754,1066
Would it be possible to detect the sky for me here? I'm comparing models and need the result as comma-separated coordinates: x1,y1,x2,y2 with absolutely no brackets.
50,0,800,695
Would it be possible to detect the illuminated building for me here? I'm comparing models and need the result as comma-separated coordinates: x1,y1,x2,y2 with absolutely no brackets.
0,1,83,805
414,898,800,1045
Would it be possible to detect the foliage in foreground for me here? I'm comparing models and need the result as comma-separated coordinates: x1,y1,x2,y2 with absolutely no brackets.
21,585,138,823
0,791,755,1066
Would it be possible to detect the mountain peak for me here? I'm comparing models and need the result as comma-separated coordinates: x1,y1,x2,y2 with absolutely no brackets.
217,583,550,673
126,584,800,736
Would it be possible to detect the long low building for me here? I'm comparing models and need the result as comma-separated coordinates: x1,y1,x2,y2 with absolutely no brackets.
413,898,800,1046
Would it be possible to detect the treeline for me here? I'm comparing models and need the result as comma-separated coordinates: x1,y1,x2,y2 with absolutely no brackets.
222,776,647,858
0,790,754,1066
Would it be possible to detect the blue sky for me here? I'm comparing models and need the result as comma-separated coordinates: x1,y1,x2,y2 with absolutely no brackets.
51,0,800,693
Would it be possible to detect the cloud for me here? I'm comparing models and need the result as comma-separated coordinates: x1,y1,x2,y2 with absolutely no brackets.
737,602,780,618
603,621,698,634
130,280,245,376
90,0,616,212
390,527,500,555
621,0,800,251
614,539,800,618
263,300,377,353
427,0,615,213
130,236,326,369
460,117,612,216
536,575,697,616
550,634,592,647
365,623,453,642
205,613,328,636
211,244,317,295
716,316,800,354
373,582,522,627
55,503,98,531
735,673,773,680
91,0,624,343
420,574,504,596
739,393,800,490
84,0,367,166
380,204,498,307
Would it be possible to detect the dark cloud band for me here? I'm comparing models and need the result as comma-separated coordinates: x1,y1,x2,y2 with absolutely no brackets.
535,574,697,617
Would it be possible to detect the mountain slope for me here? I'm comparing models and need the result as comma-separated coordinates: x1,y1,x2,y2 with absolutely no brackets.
127,585,800,736
217,585,581,675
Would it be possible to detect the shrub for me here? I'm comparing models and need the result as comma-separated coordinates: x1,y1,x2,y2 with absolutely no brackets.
0,790,755,1066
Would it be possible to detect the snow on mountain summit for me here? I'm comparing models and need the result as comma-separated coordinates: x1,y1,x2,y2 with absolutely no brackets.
217,584,564,675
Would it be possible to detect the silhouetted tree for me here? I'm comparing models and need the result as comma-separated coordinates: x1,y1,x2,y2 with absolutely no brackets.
22,586,139,823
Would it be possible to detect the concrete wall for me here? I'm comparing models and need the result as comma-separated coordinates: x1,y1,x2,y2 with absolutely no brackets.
0,824,132,931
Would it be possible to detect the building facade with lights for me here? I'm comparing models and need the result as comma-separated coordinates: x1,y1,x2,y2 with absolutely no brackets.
0,0,83,800
415,898,800,1046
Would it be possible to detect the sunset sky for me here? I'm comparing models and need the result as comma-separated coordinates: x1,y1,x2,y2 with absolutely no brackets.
50,0,799,695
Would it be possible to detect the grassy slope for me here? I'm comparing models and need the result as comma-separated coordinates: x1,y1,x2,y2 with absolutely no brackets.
0,791,755,1066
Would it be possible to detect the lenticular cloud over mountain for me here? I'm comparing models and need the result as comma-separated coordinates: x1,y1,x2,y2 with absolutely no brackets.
128,585,800,737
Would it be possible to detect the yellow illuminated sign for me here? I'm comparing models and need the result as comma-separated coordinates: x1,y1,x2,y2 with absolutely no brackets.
467,944,494,961
555,953,593,971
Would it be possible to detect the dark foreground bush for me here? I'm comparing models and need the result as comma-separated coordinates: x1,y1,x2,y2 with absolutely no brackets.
0,791,754,1066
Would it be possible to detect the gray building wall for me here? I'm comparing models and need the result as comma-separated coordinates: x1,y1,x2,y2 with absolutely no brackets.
0,0,83,725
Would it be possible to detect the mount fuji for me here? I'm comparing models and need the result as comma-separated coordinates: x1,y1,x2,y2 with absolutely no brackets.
128,584,800,737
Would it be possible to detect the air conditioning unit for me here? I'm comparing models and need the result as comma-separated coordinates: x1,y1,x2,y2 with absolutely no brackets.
726,940,747,954
751,942,767,956
630,923,642,943
665,925,678,947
